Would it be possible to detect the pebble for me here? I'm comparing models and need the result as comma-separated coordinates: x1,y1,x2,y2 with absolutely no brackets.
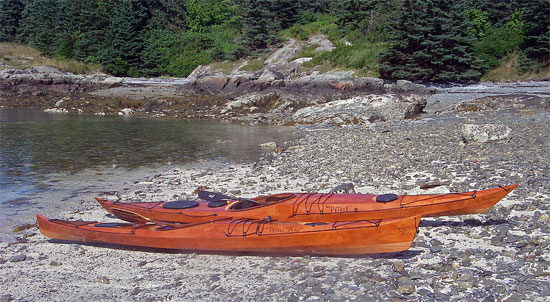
2,100,549,301
397,284,416,295
538,213,549,223
0,295,14,302
9,254,26,263
430,246,442,253
392,260,406,272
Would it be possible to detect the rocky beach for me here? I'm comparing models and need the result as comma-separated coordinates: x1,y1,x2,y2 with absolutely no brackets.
1,76,550,301
1,35,550,300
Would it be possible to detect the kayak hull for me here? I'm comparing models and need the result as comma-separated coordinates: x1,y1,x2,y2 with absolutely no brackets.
36,214,420,255
97,185,517,224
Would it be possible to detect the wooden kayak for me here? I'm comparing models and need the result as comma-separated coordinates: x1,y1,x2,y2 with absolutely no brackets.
36,214,420,255
97,184,517,224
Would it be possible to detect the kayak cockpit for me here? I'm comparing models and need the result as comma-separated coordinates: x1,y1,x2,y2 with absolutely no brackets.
227,193,296,211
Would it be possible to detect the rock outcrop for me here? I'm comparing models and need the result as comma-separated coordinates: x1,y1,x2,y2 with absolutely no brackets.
449,94,550,113
0,67,115,96
264,39,302,66
292,94,427,126
180,35,434,100
308,35,336,52
460,124,512,143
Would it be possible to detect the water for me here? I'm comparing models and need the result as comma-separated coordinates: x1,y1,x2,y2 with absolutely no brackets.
426,81,550,113
0,109,298,231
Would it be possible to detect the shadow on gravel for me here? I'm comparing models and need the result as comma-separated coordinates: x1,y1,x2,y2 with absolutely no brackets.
47,239,422,258
420,218,508,228
367,250,422,259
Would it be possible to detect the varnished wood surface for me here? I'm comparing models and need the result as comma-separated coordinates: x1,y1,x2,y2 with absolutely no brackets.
97,185,517,224
36,214,420,255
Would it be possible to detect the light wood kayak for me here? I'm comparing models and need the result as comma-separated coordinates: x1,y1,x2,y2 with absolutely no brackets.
36,214,420,255
97,185,517,224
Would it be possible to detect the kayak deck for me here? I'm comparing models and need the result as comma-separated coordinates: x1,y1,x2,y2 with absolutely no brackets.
36,214,420,256
97,184,517,224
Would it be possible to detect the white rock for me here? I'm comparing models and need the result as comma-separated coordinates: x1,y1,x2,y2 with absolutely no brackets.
290,58,313,65
44,108,68,113
265,39,302,66
259,142,278,150
308,34,336,52
119,108,135,116
460,124,512,143
54,97,67,107
101,77,123,85
292,94,427,126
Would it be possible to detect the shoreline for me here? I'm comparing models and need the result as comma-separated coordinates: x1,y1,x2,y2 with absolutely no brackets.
1,105,549,301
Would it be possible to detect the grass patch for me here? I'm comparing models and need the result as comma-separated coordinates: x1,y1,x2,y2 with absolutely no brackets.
0,42,101,74
240,58,265,72
282,15,342,42
300,40,387,77
209,60,241,75
482,52,550,82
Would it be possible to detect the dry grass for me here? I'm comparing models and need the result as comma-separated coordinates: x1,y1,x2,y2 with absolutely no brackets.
482,53,550,82
209,60,241,75
241,58,266,72
0,43,101,74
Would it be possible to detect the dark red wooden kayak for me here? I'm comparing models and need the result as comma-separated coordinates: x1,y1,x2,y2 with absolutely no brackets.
36,214,420,255
97,185,517,224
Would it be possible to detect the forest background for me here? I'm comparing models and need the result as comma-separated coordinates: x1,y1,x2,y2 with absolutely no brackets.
0,0,548,83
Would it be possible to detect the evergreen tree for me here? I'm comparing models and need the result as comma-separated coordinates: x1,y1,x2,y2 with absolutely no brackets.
379,0,482,83
336,0,401,41
148,0,187,31
271,0,300,30
16,0,60,56
0,0,24,42
102,0,150,76
69,0,110,63
337,0,376,35
517,0,550,72
239,0,277,54
463,0,516,26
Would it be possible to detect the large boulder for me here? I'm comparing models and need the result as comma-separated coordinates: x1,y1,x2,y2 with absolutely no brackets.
308,34,336,52
264,39,302,66
0,66,110,94
449,95,550,113
187,65,223,81
255,67,284,82
292,94,427,126
220,92,300,116
386,80,435,94
460,124,512,143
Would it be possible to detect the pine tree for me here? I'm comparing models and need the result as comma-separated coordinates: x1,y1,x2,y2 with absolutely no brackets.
102,0,150,76
379,0,431,80
16,0,60,56
337,0,376,35
69,0,110,63
380,0,482,83
271,0,300,30
517,0,550,72
240,0,276,54
0,0,24,42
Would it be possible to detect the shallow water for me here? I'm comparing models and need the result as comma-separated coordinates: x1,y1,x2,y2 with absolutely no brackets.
426,81,550,113
0,109,297,231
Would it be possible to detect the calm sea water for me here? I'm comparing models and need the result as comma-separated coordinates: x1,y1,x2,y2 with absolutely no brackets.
0,109,297,232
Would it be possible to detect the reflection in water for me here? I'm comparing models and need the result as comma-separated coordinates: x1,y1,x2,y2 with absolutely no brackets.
0,109,298,221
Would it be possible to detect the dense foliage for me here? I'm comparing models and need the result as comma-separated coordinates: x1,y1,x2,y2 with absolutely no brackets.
0,0,548,82
379,0,483,82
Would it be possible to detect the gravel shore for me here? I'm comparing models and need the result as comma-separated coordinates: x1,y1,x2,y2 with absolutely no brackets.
1,104,549,301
